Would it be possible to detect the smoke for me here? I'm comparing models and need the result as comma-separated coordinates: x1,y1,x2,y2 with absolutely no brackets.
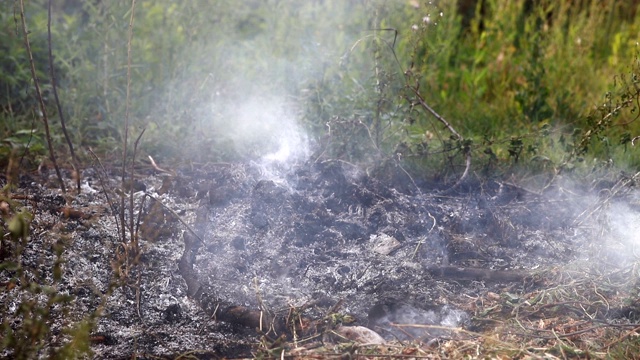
175,2,355,168
208,95,310,185
168,0,423,167
210,95,309,165
602,200,640,266
369,302,469,341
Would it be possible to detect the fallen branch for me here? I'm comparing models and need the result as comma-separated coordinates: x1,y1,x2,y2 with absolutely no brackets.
425,266,530,283
178,226,288,335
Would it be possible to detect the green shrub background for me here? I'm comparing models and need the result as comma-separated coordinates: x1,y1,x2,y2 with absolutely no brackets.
3,0,640,178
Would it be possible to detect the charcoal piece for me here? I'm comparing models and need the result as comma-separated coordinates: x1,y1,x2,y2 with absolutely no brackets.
164,303,182,323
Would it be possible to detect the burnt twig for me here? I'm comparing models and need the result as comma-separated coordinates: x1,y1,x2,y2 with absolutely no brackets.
425,266,529,283
120,0,137,243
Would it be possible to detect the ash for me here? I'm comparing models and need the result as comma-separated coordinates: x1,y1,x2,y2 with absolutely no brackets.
1,158,638,358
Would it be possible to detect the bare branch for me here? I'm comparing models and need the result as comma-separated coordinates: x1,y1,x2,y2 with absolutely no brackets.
19,0,66,193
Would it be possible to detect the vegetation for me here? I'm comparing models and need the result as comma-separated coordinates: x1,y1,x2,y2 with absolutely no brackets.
2,0,640,178
3,0,640,357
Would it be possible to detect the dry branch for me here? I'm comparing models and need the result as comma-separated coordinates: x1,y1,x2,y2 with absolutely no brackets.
409,87,472,194
120,0,137,244
177,208,319,339
19,0,65,193
179,230,288,335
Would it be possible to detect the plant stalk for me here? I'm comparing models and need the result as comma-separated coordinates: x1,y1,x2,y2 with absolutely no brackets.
19,0,66,193
48,0,81,192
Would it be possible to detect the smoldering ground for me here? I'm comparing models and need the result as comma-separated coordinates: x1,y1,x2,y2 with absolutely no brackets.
3,154,640,358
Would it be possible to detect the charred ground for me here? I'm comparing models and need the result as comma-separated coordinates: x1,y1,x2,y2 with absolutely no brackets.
1,158,640,359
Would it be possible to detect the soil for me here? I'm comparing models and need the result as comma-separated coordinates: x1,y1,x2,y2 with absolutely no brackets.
1,157,639,358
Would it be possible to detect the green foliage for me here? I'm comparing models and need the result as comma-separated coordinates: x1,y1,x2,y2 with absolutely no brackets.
3,0,640,179
0,1,51,164
377,0,640,184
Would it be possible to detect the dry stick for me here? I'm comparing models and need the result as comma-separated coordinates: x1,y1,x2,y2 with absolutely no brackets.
513,323,606,341
100,1,110,116
143,193,204,245
47,0,80,192
412,211,436,259
121,0,137,243
129,128,145,243
134,193,146,241
148,155,172,174
135,270,143,322
19,0,66,193
602,325,640,349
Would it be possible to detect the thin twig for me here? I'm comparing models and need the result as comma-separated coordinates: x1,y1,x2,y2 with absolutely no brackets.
48,0,80,192
410,88,472,194
513,323,606,340
410,89,462,140
602,325,640,349
135,270,143,322
121,0,137,243
412,210,436,259
148,155,172,174
134,193,147,241
129,128,145,243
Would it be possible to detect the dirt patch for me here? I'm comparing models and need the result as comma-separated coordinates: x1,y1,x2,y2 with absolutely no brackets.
1,159,639,358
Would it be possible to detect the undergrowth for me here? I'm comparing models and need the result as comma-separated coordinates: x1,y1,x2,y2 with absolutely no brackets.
2,0,640,175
